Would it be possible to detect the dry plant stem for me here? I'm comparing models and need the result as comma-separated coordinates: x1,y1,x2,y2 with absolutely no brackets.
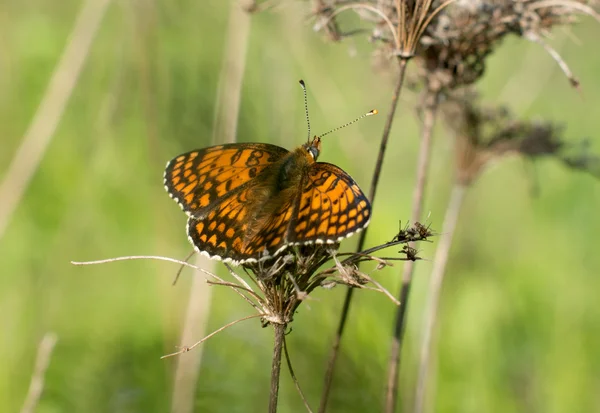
318,58,409,413
385,93,440,413
162,314,266,359
72,255,206,268
0,0,112,241
270,323,286,413
414,183,467,413
524,32,579,88
20,333,58,413
172,250,195,285
72,255,262,308
170,3,251,413
498,36,567,107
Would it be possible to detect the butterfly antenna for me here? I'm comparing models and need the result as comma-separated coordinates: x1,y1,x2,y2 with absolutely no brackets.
317,109,378,139
299,79,311,143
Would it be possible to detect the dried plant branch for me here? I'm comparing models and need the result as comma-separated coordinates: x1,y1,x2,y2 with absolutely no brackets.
161,313,266,359
528,0,600,21
72,254,264,310
225,263,256,292
20,333,58,413
76,224,432,413
332,255,401,305
206,280,263,306
72,255,204,269
498,35,568,106
0,0,112,241
414,183,467,413
524,31,579,87
316,3,401,47
172,250,196,285
386,91,440,413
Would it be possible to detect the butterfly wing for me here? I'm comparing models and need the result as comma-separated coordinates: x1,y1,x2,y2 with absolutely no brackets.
164,143,289,218
233,162,371,261
186,182,294,264
178,151,370,264
288,162,371,245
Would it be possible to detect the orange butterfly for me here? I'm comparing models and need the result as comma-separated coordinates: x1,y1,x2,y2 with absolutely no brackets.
164,84,374,265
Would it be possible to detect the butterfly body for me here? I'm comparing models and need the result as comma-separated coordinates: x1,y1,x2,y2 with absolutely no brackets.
164,138,371,265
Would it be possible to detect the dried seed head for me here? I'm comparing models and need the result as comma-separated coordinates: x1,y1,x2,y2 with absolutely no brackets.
441,89,600,184
302,0,599,90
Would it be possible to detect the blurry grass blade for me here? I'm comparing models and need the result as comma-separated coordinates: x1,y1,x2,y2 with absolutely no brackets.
171,2,251,413
0,0,112,241
20,333,58,413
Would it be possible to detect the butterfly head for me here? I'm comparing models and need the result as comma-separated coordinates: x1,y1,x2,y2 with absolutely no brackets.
303,136,321,161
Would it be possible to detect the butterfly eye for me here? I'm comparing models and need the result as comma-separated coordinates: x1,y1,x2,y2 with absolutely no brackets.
307,146,319,160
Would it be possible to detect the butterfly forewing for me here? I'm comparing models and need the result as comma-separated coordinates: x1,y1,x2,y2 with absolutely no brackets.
164,143,288,218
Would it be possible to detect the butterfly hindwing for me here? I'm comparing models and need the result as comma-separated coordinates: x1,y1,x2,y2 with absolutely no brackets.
164,143,288,218
241,197,296,259
186,179,297,264
186,182,253,263
289,162,371,244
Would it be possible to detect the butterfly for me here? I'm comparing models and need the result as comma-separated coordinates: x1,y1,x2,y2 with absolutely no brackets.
164,136,372,265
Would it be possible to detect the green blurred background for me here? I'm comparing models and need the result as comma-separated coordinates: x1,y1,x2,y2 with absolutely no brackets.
1,1,599,412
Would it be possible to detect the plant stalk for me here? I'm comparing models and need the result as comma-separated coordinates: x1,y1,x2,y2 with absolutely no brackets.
318,58,408,413
413,183,467,413
269,323,286,413
385,92,440,413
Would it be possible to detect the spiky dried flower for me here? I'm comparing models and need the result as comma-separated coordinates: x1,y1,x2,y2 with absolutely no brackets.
229,221,433,329
417,0,599,89
441,88,600,184
312,0,453,59
306,0,598,90
146,221,433,359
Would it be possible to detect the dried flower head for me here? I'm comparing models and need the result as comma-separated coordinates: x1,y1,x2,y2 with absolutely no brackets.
417,0,599,90
212,221,434,335
304,0,599,91
441,88,600,184
312,0,453,59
